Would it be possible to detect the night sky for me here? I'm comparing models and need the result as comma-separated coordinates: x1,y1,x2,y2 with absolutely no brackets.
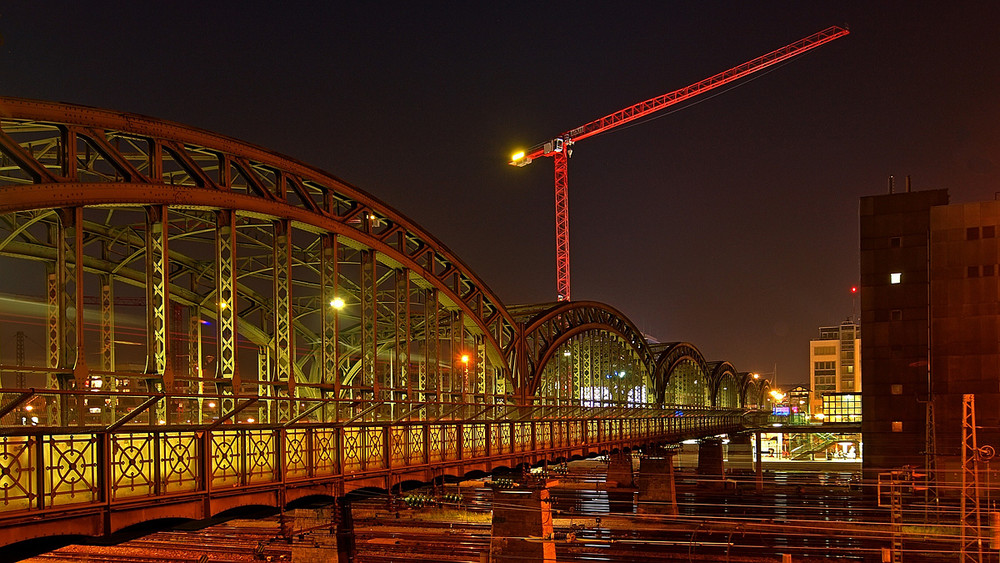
3,2,999,387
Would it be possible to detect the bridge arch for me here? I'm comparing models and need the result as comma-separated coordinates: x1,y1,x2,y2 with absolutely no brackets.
0,97,519,417
511,301,655,405
652,342,711,407
741,373,775,410
708,361,741,408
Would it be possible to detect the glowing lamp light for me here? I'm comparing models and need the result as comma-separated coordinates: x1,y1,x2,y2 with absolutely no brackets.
511,151,525,161
247,417,255,423
219,300,229,310
24,405,33,412
461,354,470,364
563,350,571,357
207,401,216,408
330,296,346,310
752,373,760,379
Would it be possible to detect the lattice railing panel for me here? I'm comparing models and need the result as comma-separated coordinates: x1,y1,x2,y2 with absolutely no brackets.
0,436,35,511
111,433,155,500
429,426,443,463
537,422,551,450
515,423,530,453
161,432,199,494
342,427,362,473
390,427,407,467
44,434,98,507
284,428,309,480
312,429,336,477
408,426,424,465
444,425,458,461
211,431,243,488
364,427,384,470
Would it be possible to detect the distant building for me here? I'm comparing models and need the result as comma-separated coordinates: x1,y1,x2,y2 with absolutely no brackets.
808,320,861,412
822,392,862,423
860,186,1000,482
787,385,811,421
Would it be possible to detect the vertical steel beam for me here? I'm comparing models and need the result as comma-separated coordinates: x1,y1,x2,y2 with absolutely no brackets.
215,210,239,391
99,273,115,374
476,336,486,404
273,220,293,422
99,250,116,423
394,269,411,413
258,347,271,423
452,310,464,403
321,235,340,421
56,208,85,378
360,250,377,395
412,285,427,418
45,228,60,424
425,289,439,405
145,205,170,387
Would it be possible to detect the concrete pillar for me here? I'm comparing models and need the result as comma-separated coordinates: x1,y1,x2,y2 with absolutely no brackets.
336,500,355,563
755,431,764,491
606,450,634,487
727,434,754,472
637,454,678,515
490,488,555,563
697,438,725,478
287,508,340,562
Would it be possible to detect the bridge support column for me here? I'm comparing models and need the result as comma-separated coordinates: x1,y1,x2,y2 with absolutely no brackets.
606,450,634,487
727,433,754,473
490,488,555,563
756,431,764,491
697,437,725,479
637,453,678,515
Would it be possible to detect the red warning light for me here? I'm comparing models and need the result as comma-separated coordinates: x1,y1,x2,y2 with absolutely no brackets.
850,286,858,294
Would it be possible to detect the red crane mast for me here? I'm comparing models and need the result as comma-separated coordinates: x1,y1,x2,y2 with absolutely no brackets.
510,25,849,302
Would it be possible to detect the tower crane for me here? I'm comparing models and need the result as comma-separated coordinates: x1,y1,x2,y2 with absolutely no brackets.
510,25,849,302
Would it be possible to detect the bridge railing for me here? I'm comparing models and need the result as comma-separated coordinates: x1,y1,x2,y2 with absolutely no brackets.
0,387,750,533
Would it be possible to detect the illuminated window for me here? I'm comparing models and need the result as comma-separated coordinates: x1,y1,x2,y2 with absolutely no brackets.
890,272,901,284
891,421,903,432
891,384,902,395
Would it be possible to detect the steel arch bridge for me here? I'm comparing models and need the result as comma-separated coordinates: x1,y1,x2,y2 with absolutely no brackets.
0,98,773,547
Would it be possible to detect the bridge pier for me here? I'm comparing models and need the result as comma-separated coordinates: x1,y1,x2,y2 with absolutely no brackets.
636,452,678,515
605,450,635,487
727,433,754,472
697,437,725,479
489,487,555,563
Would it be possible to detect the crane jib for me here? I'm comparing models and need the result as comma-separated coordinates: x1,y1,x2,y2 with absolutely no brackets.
518,25,848,163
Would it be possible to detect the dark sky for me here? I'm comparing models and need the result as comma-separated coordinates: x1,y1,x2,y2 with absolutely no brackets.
3,2,999,387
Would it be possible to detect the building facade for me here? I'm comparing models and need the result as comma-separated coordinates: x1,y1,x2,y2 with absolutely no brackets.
808,320,861,412
860,186,1000,482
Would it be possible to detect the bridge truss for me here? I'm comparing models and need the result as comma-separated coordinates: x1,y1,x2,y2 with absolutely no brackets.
0,98,772,546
